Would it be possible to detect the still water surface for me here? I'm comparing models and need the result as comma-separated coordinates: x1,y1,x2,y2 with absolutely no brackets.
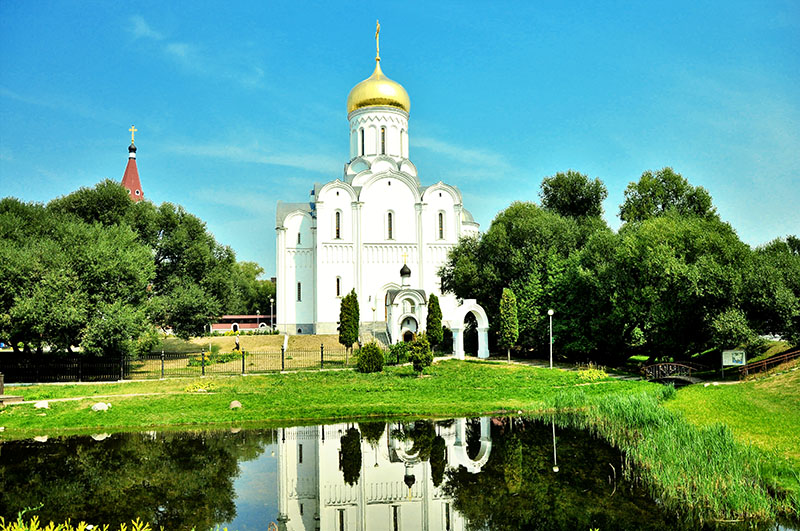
0,417,794,530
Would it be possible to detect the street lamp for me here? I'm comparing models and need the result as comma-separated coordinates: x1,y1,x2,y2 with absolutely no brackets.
256,310,260,329
548,309,554,369
270,298,275,331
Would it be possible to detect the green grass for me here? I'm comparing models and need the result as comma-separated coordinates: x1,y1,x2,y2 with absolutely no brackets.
665,362,800,508
1,359,798,523
0,361,636,435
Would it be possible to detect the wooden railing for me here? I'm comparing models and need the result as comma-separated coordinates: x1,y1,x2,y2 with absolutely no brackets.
739,348,800,378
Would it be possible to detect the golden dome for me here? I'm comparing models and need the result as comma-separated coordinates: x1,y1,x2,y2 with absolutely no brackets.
347,60,410,114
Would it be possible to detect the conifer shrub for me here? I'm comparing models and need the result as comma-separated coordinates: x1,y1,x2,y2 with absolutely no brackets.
357,342,384,373
410,334,433,374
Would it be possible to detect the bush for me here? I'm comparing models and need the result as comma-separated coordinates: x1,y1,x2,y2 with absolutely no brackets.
388,341,411,364
410,334,433,374
357,342,384,373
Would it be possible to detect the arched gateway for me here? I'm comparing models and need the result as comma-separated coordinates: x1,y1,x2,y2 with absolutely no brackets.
451,299,490,359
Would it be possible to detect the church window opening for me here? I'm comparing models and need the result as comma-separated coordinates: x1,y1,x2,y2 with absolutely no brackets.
385,293,389,320
336,276,341,297
135,189,141,196
387,212,394,240
438,212,445,240
335,210,341,239
338,510,346,531
381,127,386,154
297,282,302,302
400,129,404,156
403,299,415,314
299,444,303,463
297,232,301,245
393,505,400,531
360,129,365,156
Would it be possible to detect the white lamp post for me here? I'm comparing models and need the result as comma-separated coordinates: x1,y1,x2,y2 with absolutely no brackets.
270,298,275,331
548,309,554,369
552,418,559,473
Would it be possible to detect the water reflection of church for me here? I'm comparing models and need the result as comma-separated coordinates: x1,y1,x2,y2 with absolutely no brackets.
276,418,492,531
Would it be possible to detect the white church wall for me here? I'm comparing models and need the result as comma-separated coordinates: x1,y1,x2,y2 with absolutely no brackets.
348,108,409,161
280,212,316,333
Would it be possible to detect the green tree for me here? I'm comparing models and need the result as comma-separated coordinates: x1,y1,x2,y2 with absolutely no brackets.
440,202,598,353
47,178,134,226
619,167,716,223
498,288,519,362
426,293,443,349
338,289,360,358
409,333,433,374
540,170,608,218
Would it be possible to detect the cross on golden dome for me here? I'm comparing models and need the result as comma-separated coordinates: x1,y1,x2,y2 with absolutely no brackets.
375,20,381,61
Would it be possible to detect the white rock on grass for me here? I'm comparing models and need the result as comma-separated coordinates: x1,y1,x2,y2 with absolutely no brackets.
91,433,110,441
91,402,112,412
34,401,49,409
229,400,242,409
33,435,48,442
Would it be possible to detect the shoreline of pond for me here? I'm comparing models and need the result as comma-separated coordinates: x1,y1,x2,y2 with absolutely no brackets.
1,360,798,523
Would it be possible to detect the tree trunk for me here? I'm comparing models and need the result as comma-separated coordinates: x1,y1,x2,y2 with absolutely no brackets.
507,347,511,363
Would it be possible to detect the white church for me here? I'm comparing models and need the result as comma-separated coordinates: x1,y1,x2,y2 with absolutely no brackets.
276,27,489,358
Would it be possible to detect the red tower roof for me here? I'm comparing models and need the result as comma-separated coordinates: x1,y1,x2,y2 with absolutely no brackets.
121,142,144,202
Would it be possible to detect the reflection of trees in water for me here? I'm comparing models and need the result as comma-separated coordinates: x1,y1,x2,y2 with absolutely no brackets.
0,430,271,529
442,418,679,531
339,427,362,485
358,421,385,447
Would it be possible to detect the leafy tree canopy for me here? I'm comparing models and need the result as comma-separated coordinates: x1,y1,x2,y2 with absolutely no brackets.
540,170,608,218
619,167,716,223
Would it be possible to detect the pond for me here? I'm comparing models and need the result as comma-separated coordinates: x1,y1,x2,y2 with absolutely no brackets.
0,417,795,530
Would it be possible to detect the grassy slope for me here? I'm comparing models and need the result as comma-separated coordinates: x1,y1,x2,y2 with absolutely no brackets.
666,364,800,463
665,363,800,504
0,361,649,436
159,333,345,353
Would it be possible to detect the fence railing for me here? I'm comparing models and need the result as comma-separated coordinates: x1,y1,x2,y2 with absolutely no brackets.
0,353,125,383
0,344,398,383
739,348,800,378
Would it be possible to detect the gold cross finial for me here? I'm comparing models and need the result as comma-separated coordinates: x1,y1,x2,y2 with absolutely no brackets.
129,125,137,144
402,251,408,264
375,20,381,61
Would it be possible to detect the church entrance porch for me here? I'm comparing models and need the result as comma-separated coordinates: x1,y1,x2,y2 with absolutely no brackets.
450,299,490,359
400,316,418,343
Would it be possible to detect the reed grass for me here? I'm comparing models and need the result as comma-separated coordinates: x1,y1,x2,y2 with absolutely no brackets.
547,385,798,523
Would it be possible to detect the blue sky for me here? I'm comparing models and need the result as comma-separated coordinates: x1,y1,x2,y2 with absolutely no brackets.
1,1,798,277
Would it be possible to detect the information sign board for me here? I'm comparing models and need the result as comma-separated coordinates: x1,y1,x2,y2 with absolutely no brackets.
722,350,746,366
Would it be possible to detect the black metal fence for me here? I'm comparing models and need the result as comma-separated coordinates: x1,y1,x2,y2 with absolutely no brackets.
0,353,125,383
0,344,385,383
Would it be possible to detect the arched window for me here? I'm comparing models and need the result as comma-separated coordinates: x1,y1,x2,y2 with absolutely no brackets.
387,212,393,240
334,210,341,239
360,128,365,156
403,299,416,314
380,127,386,155
438,212,445,240
297,282,302,302
297,232,301,245
336,276,341,297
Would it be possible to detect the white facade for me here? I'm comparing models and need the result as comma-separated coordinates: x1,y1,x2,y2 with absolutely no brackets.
275,418,492,531
276,62,480,341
